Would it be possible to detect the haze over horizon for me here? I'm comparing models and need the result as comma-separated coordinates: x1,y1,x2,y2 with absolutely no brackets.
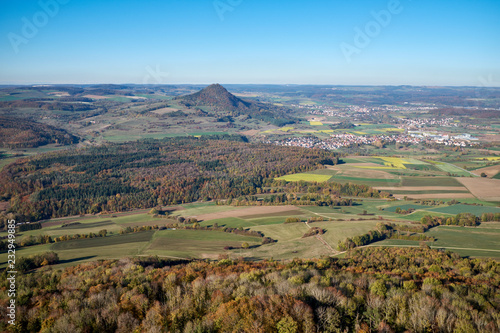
1,0,499,87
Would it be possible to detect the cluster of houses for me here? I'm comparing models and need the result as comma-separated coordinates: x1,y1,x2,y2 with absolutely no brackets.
271,130,478,150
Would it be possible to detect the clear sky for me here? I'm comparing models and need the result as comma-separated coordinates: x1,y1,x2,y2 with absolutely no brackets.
0,0,499,86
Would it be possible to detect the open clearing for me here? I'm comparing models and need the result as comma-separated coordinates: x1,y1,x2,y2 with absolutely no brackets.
457,177,500,201
401,177,463,187
150,107,181,115
432,161,471,176
331,164,399,179
375,186,468,191
83,94,109,100
143,229,262,259
393,193,475,199
51,231,155,250
276,173,332,182
325,164,400,186
429,204,500,216
372,224,500,258
193,205,300,221
384,204,431,212
473,164,500,178
476,156,500,161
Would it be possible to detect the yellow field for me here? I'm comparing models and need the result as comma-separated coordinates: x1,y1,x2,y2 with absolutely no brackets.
319,130,334,133
352,131,367,135
310,121,323,126
476,157,500,161
378,156,408,169
376,128,405,132
279,127,294,132
356,157,430,170
276,173,332,182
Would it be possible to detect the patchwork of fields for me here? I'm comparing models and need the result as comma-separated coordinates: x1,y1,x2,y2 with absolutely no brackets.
374,223,500,258
3,191,500,269
278,157,493,200
2,149,499,268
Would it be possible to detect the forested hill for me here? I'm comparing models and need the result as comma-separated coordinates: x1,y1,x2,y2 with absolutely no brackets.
0,135,342,221
174,84,297,126
0,116,79,148
2,247,498,332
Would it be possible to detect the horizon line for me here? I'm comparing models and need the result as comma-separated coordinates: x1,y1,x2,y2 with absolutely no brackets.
1,82,499,88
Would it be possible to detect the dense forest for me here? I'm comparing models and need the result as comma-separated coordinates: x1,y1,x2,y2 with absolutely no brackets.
0,116,79,148
0,100,96,112
0,135,342,222
1,247,498,332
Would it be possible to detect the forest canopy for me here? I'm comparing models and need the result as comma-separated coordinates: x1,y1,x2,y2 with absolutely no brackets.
0,135,342,221
1,247,498,332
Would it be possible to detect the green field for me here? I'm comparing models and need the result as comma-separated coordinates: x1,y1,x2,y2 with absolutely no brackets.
432,161,472,177
0,157,19,171
51,231,155,250
373,223,500,258
0,227,264,268
384,204,431,212
171,202,245,217
143,229,262,258
328,175,400,186
428,204,500,216
401,177,463,187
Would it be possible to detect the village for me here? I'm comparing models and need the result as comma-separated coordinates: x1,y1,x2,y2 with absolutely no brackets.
270,131,478,150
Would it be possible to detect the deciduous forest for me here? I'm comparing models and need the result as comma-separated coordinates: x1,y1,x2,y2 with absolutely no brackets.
0,135,340,222
1,247,498,332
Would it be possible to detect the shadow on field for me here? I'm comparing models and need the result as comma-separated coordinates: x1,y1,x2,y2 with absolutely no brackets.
58,255,97,265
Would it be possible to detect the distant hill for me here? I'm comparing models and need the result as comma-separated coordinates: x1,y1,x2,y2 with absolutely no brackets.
174,84,296,126
0,116,79,148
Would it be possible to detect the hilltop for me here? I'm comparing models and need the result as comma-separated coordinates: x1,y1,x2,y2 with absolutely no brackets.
0,116,79,148
174,84,296,126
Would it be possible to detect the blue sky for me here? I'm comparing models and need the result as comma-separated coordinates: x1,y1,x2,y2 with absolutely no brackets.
0,0,499,86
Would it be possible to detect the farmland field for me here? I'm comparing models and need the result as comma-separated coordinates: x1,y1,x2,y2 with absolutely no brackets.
393,193,475,199
51,231,155,250
401,177,463,187
143,229,262,258
276,172,332,182
457,177,500,201
384,204,431,212
373,224,500,258
428,204,500,216
431,161,472,176
476,156,500,161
